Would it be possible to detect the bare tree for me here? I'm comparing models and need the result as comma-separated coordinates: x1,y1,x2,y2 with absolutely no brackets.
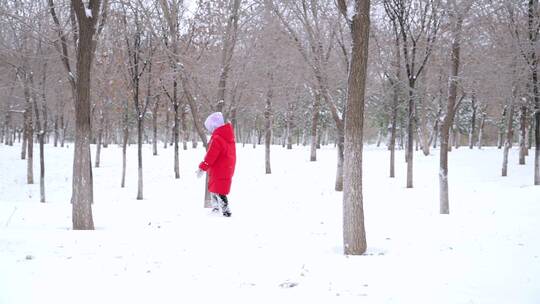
502,87,517,177
337,0,370,255
121,2,154,199
440,0,471,215
271,0,346,191
261,71,273,174
48,0,108,229
384,0,441,188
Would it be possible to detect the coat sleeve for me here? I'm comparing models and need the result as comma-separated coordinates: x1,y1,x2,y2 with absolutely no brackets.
199,136,224,171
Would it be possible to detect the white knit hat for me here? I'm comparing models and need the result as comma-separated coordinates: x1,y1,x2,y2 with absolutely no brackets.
204,112,225,133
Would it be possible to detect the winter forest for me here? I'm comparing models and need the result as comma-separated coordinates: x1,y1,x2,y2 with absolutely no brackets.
0,0,539,303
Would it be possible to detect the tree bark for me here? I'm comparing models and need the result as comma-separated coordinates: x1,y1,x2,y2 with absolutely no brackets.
440,12,463,215
310,92,320,161
502,101,514,177
95,112,103,168
389,26,401,178
529,0,540,184
339,0,370,256
477,113,485,149
39,132,45,202
21,116,27,160
406,84,414,188
121,100,129,188
286,102,294,150
137,116,144,199
335,127,344,191
173,100,180,179
528,121,533,150
468,96,477,149
164,106,169,149
418,100,431,156
30,67,46,203
497,106,506,149
182,103,188,150
54,115,59,147
153,96,159,156
71,0,102,230
519,106,528,165
264,76,273,174
22,75,34,184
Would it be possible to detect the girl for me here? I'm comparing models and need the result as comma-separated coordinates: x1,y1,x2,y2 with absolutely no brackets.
197,112,236,217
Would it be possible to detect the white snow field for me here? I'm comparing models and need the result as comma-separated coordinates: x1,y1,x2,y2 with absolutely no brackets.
0,142,539,304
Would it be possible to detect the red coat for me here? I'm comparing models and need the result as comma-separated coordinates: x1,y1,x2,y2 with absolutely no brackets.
199,123,236,195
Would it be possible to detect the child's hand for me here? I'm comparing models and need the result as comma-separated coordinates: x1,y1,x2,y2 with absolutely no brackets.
196,169,204,179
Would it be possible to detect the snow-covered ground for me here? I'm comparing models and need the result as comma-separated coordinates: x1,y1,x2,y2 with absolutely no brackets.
0,142,539,304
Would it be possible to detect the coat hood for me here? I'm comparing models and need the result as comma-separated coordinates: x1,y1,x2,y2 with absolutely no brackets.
204,112,225,134
213,123,235,143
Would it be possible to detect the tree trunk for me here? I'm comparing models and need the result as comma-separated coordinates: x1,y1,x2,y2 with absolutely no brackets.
418,122,430,155
528,119,533,150
21,110,28,160
23,79,34,184
31,70,46,203
264,80,273,175
53,115,59,147
477,113,485,149
406,84,414,188
192,125,198,149
121,101,129,188
341,0,370,256
432,119,439,149
164,106,169,149
497,107,506,149
95,113,103,168
449,126,454,151
137,117,144,199
39,133,45,203
440,13,463,215
335,126,344,191
71,0,101,230
527,0,540,185
5,111,13,146
285,102,293,149
418,103,430,156
376,129,383,147
389,115,397,178
310,93,320,161
60,114,66,147
535,107,540,184
103,113,109,148
182,103,188,150
173,102,180,179
497,131,503,149
502,102,514,177
153,97,159,156
519,106,528,165
468,97,477,149
389,27,401,178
